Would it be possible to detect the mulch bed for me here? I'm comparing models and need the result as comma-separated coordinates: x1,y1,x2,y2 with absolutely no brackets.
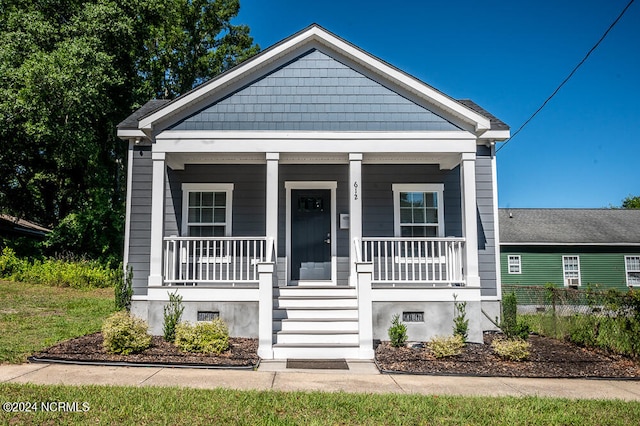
31,331,640,378
31,333,259,368
375,332,640,378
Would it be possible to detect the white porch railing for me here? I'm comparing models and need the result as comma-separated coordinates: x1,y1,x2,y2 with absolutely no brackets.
163,237,271,285
360,237,465,286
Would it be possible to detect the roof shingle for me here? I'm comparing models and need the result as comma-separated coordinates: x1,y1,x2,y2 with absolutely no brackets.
499,208,640,245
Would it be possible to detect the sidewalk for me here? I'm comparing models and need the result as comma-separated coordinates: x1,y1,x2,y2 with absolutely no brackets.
1,361,639,401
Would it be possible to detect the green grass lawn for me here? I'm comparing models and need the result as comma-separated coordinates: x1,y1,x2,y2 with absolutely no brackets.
1,384,639,425
2,280,639,424
0,280,115,363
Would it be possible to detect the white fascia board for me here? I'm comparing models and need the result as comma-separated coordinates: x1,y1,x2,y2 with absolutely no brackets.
478,130,511,141
156,130,476,141
117,129,147,139
138,25,490,133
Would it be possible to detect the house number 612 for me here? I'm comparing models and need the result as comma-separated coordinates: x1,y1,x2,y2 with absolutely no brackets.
353,181,358,200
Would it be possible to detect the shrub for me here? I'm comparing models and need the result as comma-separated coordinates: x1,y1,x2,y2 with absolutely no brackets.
115,265,133,311
163,290,184,342
428,334,465,358
567,315,599,348
500,292,530,340
102,311,152,355
174,319,229,354
491,338,530,361
0,248,27,277
0,248,118,288
452,294,469,342
388,314,408,348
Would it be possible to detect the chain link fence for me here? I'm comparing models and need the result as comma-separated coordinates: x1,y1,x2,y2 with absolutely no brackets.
502,285,640,357
502,284,616,317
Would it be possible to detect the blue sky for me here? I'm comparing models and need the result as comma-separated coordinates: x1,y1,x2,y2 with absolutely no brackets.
236,0,640,208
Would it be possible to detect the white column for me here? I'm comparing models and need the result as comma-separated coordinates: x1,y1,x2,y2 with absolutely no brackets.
349,153,363,286
265,153,279,255
257,262,274,359
148,152,166,286
356,262,375,358
460,152,480,287
123,141,134,272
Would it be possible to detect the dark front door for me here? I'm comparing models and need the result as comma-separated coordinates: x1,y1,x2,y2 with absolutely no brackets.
291,189,331,281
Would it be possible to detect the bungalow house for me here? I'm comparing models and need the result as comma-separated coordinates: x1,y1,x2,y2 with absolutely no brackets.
117,25,510,359
500,209,640,292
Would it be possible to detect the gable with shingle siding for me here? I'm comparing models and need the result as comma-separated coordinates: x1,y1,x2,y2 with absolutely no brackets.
169,49,460,132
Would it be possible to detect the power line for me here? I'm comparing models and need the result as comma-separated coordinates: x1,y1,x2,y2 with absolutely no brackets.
496,0,635,154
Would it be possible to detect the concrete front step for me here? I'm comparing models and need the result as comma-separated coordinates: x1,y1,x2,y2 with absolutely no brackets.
272,343,361,359
278,318,358,332
276,296,357,309
275,330,359,345
274,307,359,319
276,286,357,298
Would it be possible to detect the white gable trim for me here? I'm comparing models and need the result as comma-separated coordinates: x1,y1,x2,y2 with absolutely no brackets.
138,25,490,134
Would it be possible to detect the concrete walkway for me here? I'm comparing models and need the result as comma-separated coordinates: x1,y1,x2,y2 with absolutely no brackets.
1,361,639,401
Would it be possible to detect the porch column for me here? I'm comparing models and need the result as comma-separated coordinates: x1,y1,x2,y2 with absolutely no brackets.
257,262,274,359
357,262,375,358
265,153,279,253
349,153,363,286
460,152,480,287
149,152,166,286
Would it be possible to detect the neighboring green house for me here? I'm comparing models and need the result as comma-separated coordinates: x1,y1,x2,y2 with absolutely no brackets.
499,209,640,292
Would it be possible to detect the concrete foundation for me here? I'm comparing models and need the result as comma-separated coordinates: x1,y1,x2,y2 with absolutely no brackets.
372,301,484,344
131,300,259,337
480,300,502,331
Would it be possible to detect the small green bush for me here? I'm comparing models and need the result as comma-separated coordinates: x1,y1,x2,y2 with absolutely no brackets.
388,314,408,348
500,292,530,340
102,311,152,355
452,294,469,342
491,338,530,361
163,290,184,342
174,319,229,354
428,334,465,358
115,265,133,311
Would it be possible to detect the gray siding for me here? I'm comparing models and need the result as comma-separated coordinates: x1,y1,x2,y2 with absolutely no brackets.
166,164,267,236
361,165,462,237
128,147,152,295
171,49,459,132
476,145,497,296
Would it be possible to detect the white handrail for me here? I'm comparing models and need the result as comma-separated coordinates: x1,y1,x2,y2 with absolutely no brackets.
163,236,268,285
360,237,465,286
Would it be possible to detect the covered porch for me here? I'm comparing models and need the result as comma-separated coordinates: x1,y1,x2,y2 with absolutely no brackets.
141,140,483,358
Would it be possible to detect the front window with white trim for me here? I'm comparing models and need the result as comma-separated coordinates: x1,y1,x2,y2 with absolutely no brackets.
625,256,640,287
562,255,581,287
392,184,444,237
508,255,521,274
182,184,233,237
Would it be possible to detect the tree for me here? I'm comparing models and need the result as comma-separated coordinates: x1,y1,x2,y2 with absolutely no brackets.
0,0,258,264
139,0,259,99
621,196,640,209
